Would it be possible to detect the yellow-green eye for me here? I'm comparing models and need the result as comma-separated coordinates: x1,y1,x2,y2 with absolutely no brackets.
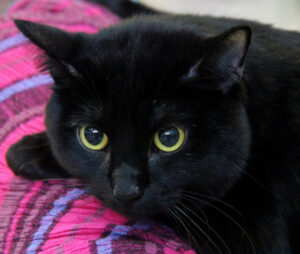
79,126,108,151
154,127,185,152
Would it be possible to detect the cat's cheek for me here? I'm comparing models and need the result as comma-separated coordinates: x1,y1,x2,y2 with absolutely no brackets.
47,133,108,180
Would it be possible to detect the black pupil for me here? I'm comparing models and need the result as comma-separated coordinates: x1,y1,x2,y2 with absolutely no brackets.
158,128,179,147
84,127,103,145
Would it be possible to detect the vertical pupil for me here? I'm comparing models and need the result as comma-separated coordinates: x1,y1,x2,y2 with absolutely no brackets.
158,128,179,147
84,127,103,145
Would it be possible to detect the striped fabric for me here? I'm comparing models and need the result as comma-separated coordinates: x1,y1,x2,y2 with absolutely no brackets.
0,0,196,253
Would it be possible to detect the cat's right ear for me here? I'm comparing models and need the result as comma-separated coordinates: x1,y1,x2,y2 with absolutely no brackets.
14,20,83,82
14,20,80,60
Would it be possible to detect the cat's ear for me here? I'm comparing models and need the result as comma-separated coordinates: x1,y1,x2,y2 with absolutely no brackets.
14,20,82,79
184,26,251,93
14,19,80,59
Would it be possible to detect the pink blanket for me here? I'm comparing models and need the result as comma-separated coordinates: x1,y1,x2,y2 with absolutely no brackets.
0,0,196,253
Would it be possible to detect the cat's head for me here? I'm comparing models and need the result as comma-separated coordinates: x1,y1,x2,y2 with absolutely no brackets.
15,17,251,219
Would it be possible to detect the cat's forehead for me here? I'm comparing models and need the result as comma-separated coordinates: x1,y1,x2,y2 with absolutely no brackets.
75,75,194,132
83,20,205,85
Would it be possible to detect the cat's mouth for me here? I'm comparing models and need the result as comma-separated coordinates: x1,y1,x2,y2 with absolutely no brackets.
93,190,173,220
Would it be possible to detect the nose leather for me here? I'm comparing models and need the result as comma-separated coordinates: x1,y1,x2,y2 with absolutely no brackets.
112,163,141,201
113,183,140,201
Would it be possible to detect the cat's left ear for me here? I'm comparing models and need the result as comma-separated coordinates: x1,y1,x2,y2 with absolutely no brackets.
185,26,251,93
14,20,80,59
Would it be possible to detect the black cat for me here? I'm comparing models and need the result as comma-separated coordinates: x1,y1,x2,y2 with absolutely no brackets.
6,1,300,253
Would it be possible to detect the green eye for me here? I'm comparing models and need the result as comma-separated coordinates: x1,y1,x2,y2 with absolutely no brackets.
154,127,185,152
79,126,108,151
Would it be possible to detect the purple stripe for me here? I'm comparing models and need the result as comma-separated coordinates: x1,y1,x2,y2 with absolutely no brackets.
0,180,32,252
96,225,131,254
25,188,86,254
96,221,153,254
0,33,28,53
0,74,52,103
11,184,66,254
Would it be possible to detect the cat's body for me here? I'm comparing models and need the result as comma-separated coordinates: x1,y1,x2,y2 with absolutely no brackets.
6,1,300,253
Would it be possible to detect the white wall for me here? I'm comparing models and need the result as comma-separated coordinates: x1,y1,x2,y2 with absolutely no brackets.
142,0,300,31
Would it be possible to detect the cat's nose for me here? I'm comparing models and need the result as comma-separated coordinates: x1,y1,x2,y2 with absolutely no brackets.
113,184,140,201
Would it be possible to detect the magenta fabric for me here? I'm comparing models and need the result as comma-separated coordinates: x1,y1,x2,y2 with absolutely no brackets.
0,0,196,253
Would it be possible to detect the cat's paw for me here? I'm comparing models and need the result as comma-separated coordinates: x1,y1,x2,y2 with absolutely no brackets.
6,132,70,180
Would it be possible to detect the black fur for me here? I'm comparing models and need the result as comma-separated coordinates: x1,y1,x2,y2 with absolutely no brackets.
7,4,300,254
89,0,157,18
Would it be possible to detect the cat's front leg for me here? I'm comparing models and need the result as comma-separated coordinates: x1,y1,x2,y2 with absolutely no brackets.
6,132,70,179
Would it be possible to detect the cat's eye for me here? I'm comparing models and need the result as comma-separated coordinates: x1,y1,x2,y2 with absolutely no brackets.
79,126,108,151
154,127,185,152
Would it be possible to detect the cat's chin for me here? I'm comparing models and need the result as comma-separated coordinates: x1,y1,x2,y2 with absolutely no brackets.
117,208,159,220
108,200,164,220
